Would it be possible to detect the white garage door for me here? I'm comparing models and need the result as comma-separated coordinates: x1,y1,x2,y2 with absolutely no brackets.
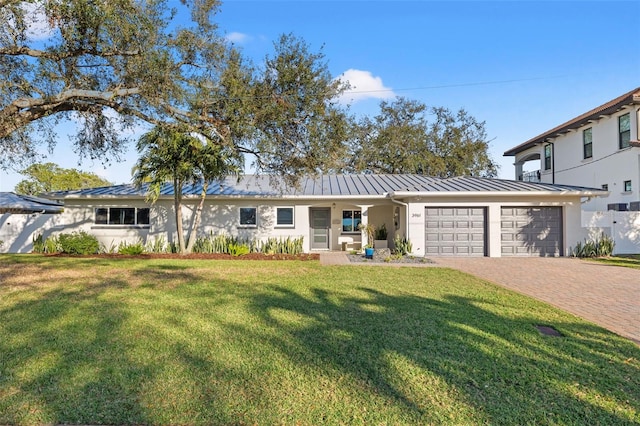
501,207,563,257
425,207,486,256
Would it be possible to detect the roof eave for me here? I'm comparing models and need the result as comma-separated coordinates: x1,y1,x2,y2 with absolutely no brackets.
389,190,608,198
504,87,640,156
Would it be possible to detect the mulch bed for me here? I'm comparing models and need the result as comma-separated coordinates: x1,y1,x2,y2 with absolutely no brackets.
42,253,320,261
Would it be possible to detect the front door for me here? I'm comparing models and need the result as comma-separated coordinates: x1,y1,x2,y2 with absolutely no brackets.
310,208,331,250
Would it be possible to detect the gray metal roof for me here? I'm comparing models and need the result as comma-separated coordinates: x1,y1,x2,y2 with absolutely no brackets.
45,175,606,199
0,192,64,214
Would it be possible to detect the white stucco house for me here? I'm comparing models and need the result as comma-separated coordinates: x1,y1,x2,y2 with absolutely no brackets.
1,174,606,257
504,87,640,253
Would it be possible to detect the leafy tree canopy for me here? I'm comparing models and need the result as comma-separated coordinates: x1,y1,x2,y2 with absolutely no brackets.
14,162,112,195
347,97,498,178
0,1,349,181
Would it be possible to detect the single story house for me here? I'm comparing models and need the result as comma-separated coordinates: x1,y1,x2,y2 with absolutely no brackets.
21,174,605,257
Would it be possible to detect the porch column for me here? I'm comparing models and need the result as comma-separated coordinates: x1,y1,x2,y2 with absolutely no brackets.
358,204,373,247
514,161,524,181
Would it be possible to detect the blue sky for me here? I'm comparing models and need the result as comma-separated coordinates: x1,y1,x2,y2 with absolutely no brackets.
1,0,639,191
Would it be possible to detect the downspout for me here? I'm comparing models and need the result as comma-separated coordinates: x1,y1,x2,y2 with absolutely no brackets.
551,141,555,184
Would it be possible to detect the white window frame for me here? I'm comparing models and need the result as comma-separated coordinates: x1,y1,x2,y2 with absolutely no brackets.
275,206,295,228
239,206,258,227
342,209,362,234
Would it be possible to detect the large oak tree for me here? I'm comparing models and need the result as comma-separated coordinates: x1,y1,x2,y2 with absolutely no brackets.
0,1,349,180
347,97,498,178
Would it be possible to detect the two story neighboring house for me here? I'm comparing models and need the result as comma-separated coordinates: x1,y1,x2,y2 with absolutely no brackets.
504,87,640,212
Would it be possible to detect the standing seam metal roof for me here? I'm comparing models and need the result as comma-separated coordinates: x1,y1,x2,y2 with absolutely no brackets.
44,174,605,199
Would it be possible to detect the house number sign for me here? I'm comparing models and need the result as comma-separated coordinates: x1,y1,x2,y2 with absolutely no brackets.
411,213,422,218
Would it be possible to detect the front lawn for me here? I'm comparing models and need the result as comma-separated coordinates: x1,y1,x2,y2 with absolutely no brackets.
0,255,638,425
586,254,640,270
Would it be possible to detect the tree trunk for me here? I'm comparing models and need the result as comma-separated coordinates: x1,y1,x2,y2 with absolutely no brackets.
185,182,208,253
174,177,186,254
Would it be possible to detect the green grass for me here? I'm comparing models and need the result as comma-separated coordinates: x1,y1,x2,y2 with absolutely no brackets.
586,254,640,269
0,255,638,425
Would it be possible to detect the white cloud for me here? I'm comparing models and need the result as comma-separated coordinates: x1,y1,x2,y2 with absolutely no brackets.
335,69,396,104
225,31,251,44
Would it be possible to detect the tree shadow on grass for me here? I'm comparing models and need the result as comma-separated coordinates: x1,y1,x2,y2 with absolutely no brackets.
248,285,640,425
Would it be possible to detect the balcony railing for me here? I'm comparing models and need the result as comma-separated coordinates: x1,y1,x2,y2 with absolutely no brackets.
521,170,541,183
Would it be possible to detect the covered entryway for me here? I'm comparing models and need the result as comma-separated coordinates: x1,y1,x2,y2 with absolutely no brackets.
425,207,486,256
501,207,563,256
310,208,331,250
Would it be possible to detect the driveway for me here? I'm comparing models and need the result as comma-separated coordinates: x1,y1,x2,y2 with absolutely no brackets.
433,257,640,344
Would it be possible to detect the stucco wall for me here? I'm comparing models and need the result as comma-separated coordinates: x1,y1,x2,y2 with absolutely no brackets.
516,106,640,211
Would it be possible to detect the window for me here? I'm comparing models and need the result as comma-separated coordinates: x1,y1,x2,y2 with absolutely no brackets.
239,207,257,226
275,207,294,227
94,207,150,225
544,144,552,170
624,180,632,193
619,113,631,149
601,184,609,191
342,210,361,233
583,128,593,159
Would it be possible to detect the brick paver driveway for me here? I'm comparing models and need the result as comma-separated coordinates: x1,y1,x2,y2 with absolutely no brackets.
434,257,640,344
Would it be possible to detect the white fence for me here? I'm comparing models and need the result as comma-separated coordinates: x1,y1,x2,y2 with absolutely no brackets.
579,211,640,255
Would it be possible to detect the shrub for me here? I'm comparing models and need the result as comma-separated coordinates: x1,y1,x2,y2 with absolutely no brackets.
146,235,169,253
118,240,145,255
393,235,413,256
58,231,100,255
32,234,45,253
375,224,388,240
228,242,250,257
193,232,237,254
259,236,304,255
33,234,61,253
571,233,615,258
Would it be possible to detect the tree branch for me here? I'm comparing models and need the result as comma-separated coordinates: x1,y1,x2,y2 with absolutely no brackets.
0,46,140,60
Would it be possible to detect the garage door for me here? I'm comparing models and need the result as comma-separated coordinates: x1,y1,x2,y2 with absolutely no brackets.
501,207,563,257
425,207,486,256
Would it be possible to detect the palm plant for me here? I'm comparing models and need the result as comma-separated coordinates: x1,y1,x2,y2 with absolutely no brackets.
133,126,241,254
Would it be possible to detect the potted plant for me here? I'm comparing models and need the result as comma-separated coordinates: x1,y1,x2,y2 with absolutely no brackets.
374,223,388,249
358,223,376,259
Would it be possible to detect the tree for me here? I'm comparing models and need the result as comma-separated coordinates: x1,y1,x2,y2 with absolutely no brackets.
347,98,498,178
1,3,350,181
133,126,241,254
14,162,112,195
250,34,351,181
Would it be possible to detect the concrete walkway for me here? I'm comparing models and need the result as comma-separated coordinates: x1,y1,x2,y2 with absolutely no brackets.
319,253,640,343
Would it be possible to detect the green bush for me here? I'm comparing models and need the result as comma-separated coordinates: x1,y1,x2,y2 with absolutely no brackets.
193,232,237,254
393,235,413,256
228,242,250,257
118,240,145,255
33,234,61,253
571,233,615,258
57,231,100,255
146,236,169,253
32,234,45,253
259,236,304,255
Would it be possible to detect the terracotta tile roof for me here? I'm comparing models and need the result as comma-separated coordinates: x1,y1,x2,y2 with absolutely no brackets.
504,87,640,156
